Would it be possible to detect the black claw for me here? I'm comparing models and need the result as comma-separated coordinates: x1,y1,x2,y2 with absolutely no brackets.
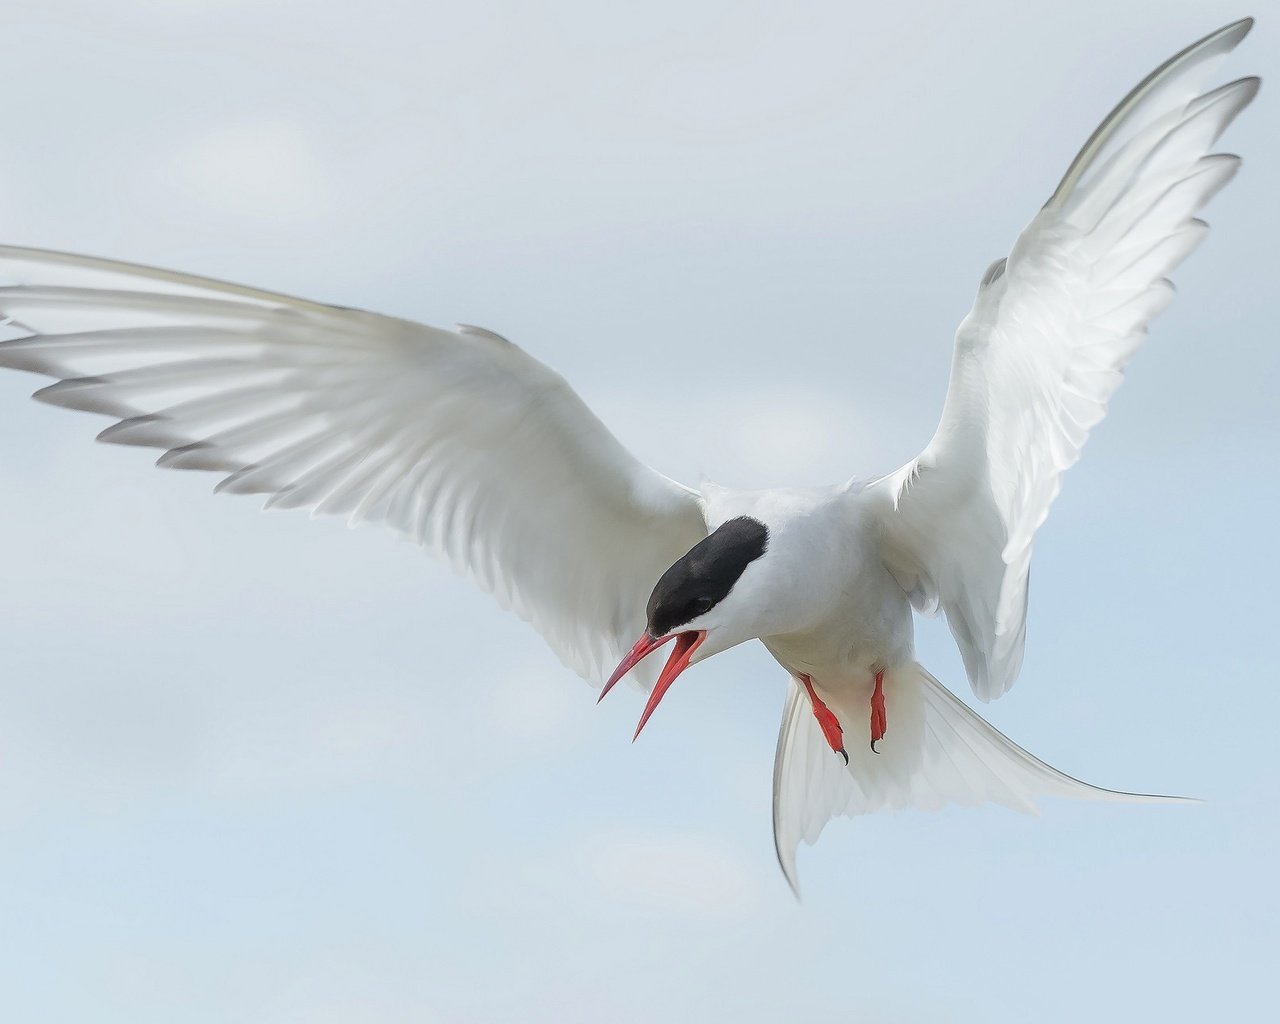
837,747,849,766
870,739,879,754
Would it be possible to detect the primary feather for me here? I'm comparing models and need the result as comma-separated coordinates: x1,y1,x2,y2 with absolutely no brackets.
873,18,1257,702
0,247,707,688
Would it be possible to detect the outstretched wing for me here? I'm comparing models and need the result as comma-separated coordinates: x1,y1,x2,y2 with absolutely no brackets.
872,19,1257,701
0,247,707,687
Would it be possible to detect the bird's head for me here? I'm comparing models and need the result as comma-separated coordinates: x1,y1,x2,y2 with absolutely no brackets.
598,515,769,738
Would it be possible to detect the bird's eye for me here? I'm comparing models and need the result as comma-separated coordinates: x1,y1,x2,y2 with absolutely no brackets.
693,596,713,615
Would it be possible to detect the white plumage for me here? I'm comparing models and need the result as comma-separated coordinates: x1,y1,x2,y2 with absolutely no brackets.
875,21,1256,702
0,247,708,688
771,664,1169,892
0,20,1257,890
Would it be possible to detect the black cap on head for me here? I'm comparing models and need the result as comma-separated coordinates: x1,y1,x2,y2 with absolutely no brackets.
646,516,768,637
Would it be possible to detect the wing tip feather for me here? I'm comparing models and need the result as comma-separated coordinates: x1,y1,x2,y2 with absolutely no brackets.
96,413,165,446
1048,18,1255,208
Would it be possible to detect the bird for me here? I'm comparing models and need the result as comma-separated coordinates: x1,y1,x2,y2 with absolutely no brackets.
0,19,1257,891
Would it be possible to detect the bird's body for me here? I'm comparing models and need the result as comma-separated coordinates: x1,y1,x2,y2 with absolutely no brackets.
0,19,1259,889
705,484,912,696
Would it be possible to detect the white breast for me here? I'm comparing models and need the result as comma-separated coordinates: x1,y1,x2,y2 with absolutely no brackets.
701,483,915,686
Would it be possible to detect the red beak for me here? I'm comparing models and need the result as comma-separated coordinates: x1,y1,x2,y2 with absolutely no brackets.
598,630,708,740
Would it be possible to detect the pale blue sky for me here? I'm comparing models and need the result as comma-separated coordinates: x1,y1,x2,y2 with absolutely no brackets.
0,2,1276,1021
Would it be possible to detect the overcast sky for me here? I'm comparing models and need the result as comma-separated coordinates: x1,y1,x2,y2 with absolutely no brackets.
0,2,1276,1022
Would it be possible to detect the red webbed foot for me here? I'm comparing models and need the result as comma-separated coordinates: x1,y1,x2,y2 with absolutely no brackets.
870,669,887,752
800,674,847,765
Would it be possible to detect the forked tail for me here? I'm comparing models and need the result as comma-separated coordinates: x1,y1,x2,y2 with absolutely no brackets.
772,662,1190,893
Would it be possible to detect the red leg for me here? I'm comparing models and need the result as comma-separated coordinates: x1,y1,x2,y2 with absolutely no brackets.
800,674,847,765
870,669,887,752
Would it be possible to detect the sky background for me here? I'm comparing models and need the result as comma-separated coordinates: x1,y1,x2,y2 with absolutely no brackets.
0,2,1276,1021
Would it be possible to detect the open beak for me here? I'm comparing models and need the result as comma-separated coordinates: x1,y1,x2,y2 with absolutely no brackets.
598,630,708,741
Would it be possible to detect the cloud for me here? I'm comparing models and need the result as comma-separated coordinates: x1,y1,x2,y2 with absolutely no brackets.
168,121,331,221
577,827,763,921
484,660,586,750
456,823,764,926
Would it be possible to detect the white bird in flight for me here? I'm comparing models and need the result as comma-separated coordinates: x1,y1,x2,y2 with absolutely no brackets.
0,20,1257,890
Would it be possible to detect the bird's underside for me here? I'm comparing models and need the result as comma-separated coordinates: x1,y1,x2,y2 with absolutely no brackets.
0,19,1257,890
